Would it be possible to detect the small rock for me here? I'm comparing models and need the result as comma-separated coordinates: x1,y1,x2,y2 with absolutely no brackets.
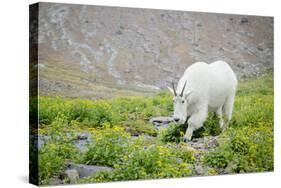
208,138,219,148
194,165,205,175
149,116,173,125
74,139,91,152
49,176,63,185
153,122,162,127
36,135,50,149
186,136,219,152
163,67,173,73
142,135,157,140
192,138,199,143
116,30,122,35
76,132,91,140
132,132,140,136
155,123,170,130
64,169,79,184
224,161,237,174
125,127,131,132
240,17,249,25
257,46,264,51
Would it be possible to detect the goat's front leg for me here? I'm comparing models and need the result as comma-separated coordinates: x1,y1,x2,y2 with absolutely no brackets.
184,125,194,142
183,109,207,142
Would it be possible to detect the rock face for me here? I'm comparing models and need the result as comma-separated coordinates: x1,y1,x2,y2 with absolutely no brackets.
33,2,273,99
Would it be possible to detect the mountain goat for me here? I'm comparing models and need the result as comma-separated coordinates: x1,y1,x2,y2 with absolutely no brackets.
168,61,237,142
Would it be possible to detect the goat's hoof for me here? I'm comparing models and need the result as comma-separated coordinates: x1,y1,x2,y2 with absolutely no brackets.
183,137,191,143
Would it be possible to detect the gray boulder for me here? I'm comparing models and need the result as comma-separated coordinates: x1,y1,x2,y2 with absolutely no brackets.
64,169,79,184
67,163,113,178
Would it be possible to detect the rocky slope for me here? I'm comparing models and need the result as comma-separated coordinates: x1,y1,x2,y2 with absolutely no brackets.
34,2,273,99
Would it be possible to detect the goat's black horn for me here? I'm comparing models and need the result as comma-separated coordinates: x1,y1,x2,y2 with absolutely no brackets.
172,81,177,96
180,81,187,97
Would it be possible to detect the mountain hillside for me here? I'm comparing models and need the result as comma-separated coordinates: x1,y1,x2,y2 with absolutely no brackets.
33,3,273,99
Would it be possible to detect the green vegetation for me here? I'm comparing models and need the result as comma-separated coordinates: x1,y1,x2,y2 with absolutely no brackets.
79,127,195,182
33,72,273,185
160,113,222,143
38,114,79,184
35,91,172,135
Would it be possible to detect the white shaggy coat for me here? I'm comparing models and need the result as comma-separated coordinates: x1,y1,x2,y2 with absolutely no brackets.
169,61,237,141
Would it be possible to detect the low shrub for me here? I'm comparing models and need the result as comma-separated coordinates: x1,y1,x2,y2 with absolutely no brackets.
159,123,187,143
123,119,158,136
38,114,79,185
80,126,133,167
113,145,194,180
160,113,221,143
39,144,66,185
204,152,228,168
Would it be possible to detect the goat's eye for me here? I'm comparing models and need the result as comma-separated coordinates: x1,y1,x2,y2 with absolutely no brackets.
182,100,185,103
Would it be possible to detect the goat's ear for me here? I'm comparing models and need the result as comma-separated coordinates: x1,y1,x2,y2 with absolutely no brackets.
167,87,175,96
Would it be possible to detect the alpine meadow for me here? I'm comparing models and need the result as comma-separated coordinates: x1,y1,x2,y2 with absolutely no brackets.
30,72,273,185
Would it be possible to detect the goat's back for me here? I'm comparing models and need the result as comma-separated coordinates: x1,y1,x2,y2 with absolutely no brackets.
178,61,237,109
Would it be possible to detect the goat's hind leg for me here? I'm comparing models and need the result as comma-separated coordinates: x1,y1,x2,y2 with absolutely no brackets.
216,107,225,132
222,94,235,132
